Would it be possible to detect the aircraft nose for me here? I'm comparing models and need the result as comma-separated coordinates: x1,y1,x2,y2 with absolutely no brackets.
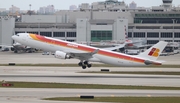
12,35,19,41
12,35,16,40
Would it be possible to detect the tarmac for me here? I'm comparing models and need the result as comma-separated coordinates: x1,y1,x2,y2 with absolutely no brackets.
1,88,180,102
0,51,180,103
0,51,180,65
0,66,180,87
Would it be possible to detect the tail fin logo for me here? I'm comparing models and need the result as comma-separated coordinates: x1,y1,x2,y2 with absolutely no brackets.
148,48,160,57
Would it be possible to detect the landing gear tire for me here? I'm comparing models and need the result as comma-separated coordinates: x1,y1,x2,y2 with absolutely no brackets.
78,62,83,66
79,61,92,69
87,64,92,68
82,65,87,69
84,61,88,65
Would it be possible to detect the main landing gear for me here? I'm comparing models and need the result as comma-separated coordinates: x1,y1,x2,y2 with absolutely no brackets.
78,61,92,69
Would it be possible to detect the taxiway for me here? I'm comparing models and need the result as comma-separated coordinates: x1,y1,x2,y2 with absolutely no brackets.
0,66,180,87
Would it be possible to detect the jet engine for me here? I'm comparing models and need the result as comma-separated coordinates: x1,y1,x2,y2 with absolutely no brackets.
54,51,71,59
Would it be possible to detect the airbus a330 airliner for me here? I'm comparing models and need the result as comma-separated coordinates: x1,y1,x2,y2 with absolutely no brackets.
12,33,168,69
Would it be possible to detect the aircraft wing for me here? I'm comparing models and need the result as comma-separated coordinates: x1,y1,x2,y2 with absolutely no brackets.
133,44,150,48
103,44,125,51
67,49,99,60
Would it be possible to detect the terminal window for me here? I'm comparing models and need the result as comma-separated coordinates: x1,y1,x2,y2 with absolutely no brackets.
67,32,76,37
135,14,180,18
53,32,65,37
27,31,38,34
175,33,180,38
40,32,52,37
15,31,25,34
147,40,159,44
128,32,132,37
161,32,173,38
91,31,112,42
134,18,180,24
175,40,180,42
133,32,145,38
147,32,159,38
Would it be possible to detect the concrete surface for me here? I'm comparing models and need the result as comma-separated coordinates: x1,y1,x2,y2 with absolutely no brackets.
0,51,180,103
0,66,180,87
1,88,180,103
0,51,179,65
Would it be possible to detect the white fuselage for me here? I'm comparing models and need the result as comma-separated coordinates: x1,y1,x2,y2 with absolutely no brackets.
12,34,154,66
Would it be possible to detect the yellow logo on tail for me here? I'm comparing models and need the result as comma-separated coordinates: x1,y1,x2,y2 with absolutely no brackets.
148,48,160,57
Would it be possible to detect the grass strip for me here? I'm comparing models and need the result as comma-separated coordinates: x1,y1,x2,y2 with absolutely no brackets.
80,71,180,75
1,82,180,90
43,97,180,103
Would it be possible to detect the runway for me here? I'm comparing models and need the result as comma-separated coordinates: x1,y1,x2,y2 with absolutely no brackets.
0,52,180,103
1,88,180,98
0,52,180,65
1,66,180,87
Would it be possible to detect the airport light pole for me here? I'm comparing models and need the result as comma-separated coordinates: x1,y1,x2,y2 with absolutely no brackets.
11,5,14,15
38,19,41,35
86,18,88,44
172,19,176,53
29,4,31,11
172,19,175,43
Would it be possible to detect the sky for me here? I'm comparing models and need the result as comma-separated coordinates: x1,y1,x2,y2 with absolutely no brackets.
0,0,180,10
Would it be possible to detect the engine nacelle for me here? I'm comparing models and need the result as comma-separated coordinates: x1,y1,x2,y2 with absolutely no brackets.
54,51,71,59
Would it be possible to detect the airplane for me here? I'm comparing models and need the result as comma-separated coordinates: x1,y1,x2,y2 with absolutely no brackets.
88,39,150,53
89,28,150,50
124,39,149,49
11,42,34,53
0,42,36,53
87,39,149,51
12,33,168,69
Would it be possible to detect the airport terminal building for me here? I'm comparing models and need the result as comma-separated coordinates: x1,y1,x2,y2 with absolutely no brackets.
0,0,180,46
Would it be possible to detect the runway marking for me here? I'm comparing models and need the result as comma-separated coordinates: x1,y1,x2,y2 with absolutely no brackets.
147,95,152,97
0,75,180,79
111,95,115,97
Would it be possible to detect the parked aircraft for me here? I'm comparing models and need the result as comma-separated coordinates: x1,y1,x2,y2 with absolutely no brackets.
125,39,149,49
12,33,168,69
0,42,36,53
87,39,149,51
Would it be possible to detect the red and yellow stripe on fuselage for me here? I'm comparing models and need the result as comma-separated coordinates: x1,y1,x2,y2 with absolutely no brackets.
29,34,161,66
